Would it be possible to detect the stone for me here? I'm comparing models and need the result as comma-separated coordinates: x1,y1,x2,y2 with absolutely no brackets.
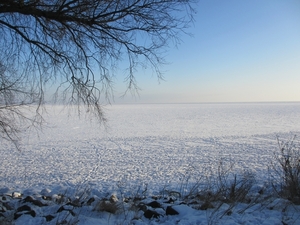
23,196,47,207
14,212,22,220
147,201,161,208
109,194,118,203
32,199,47,207
16,205,31,213
26,210,36,217
144,209,160,219
166,206,179,215
14,209,36,220
1,201,12,211
164,198,175,204
23,196,34,203
12,192,22,198
138,202,147,212
42,195,52,201
45,214,55,222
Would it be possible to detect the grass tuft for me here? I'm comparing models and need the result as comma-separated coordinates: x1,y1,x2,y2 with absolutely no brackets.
269,136,300,204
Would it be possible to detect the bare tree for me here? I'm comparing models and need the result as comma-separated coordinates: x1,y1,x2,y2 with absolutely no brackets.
0,0,196,147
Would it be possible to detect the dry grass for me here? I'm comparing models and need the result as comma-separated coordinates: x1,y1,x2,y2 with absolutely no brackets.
269,136,300,203
94,199,122,214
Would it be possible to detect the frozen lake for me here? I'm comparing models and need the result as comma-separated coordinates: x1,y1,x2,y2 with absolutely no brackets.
1,102,300,193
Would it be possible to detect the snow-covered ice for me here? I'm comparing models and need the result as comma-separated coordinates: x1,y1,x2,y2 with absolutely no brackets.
1,102,300,224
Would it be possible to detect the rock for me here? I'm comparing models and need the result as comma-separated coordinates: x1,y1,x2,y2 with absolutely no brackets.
44,214,55,222
14,212,22,220
53,194,66,204
226,210,232,215
144,209,161,219
164,198,175,204
110,194,118,203
34,199,48,207
14,209,36,220
42,195,52,201
5,203,13,210
12,192,22,199
138,202,147,212
73,198,82,206
1,201,13,212
147,201,161,208
16,205,31,213
23,196,34,203
86,197,95,205
14,205,34,220
66,198,81,207
69,209,76,216
26,210,36,217
23,196,47,207
166,206,179,215
57,206,65,213
123,197,131,203
151,195,161,200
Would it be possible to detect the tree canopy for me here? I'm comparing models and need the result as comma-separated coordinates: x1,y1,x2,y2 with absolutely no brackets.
0,0,196,147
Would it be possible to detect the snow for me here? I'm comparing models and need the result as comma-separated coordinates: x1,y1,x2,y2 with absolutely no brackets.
1,103,300,224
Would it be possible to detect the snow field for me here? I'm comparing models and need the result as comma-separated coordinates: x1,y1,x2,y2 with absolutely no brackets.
1,103,300,224
2,103,300,191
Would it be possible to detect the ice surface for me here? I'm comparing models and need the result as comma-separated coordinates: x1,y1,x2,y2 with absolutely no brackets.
1,103,300,224
1,103,300,191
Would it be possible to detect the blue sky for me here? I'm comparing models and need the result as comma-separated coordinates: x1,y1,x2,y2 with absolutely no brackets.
113,0,300,103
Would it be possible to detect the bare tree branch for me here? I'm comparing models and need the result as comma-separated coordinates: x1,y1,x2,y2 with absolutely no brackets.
0,0,197,148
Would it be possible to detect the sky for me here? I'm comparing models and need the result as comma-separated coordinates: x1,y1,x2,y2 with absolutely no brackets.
113,0,300,104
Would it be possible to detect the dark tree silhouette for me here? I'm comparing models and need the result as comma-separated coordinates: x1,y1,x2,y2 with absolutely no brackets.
0,0,196,147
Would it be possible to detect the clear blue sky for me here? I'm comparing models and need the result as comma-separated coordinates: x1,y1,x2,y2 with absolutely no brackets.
114,0,300,103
